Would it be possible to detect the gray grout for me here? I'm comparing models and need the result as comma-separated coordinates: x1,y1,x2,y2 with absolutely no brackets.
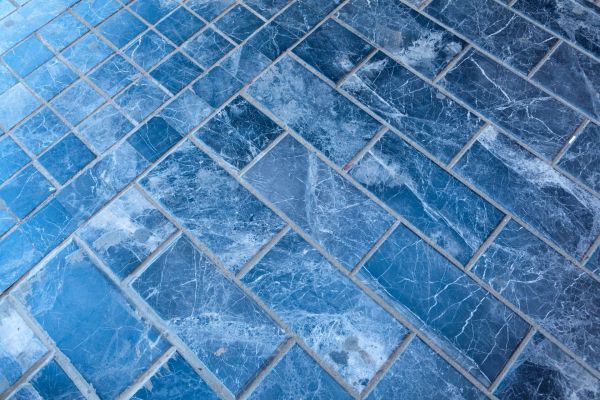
488,327,536,393
116,347,177,400
527,38,563,78
0,349,53,400
552,118,590,166
464,215,512,272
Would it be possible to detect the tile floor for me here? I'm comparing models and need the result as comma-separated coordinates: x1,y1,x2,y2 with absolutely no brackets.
0,0,599,399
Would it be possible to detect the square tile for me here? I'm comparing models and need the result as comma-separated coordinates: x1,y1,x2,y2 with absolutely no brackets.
124,30,175,71
2,36,53,78
12,107,69,155
216,5,264,43
38,11,88,51
156,7,204,45
114,77,169,122
150,52,203,94
0,165,55,218
38,133,96,184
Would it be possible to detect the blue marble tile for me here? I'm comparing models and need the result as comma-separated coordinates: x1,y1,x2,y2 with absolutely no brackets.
245,0,291,18
425,0,558,74
192,66,243,108
9,385,42,400
38,12,88,51
249,345,351,399
0,64,17,95
338,0,465,78
12,108,69,155
514,0,600,59
0,166,55,218
246,21,297,60
62,33,113,73
216,5,264,43
115,77,169,122
93,141,149,192
80,187,175,279
271,1,323,40
72,0,121,26
156,7,204,45
183,28,234,68
29,360,85,399
132,235,285,394
159,88,213,134
99,9,147,48
89,54,141,96
130,0,178,24
248,56,381,166
0,228,43,293
0,83,41,130
441,50,582,160
244,135,393,269
132,352,219,400
14,241,169,399
0,136,29,184
24,58,77,101
124,30,175,71
367,338,485,399
558,122,600,193
0,206,15,237
454,126,600,259
0,300,47,393
185,0,235,21
533,43,600,120
127,116,183,162
140,140,283,272
196,96,284,170
294,19,373,83
221,44,271,82
472,220,600,370
350,132,503,264
52,80,104,125
150,52,203,94
0,1,15,19
2,36,53,78
39,133,95,184
359,224,530,385
495,332,600,399
20,199,78,254
243,232,406,390
343,52,483,163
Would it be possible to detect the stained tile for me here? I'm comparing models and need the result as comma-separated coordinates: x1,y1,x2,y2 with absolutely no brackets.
216,5,264,43
350,132,503,264
454,126,600,259
72,0,121,26
441,50,582,159
343,52,483,163
159,88,213,134
132,235,285,394
244,135,393,269
0,64,17,95
495,333,600,399
248,56,381,165
13,108,70,155
249,345,351,399
0,166,55,218
141,141,282,271
62,33,113,73
337,0,465,78
558,122,600,192
99,9,147,48
243,232,406,390
0,228,43,293
129,0,178,24
151,52,203,94
114,77,169,122
29,360,85,399
156,7,204,45
39,133,95,184
127,116,183,162
192,66,243,108
3,36,53,78
196,96,283,170
246,21,297,60
183,28,234,67
245,0,292,18
25,58,77,101
52,80,104,125
89,54,141,96
185,0,235,21
221,44,271,82
14,242,169,399
0,136,29,184
425,0,558,74
366,338,485,399
38,12,88,51
132,352,219,400
124,30,175,71
359,224,530,385
0,83,41,130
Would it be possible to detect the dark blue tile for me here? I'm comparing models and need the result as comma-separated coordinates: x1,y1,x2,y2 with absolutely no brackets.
127,116,183,162
221,44,271,82
0,166,55,218
192,66,243,108
25,58,78,101
114,77,169,122
245,0,292,18
558,122,600,193
185,0,235,21
350,132,503,264
2,36,53,78
533,43,600,120
72,0,121,26
93,141,149,192
0,64,17,95
38,133,95,184
38,12,88,51
99,9,147,48
246,21,297,60
89,55,141,96
140,140,283,272
14,241,169,399
338,0,465,78
0,83,41,130
159,88,213,134
367,338,485,399
441,50,582,160
425,0,558,74
124,30,175,71
271,1,322,39
216,5,264,43
150,52,203,94
495,333,600,399
62,33,114,73
248,56,381,165
244,135,393,269
243,232,406,390
13,108,69,155
0,228,44,292
52,80,105,125
132,235,285,394
454,127,600,259
183,28,234,67
343,52,483,163
132,352,219,400
21,199,78,254
360,224,530,385
587,246,600,274
129,0,178,24
196,96,284,170
294,19,373,82
29,360,85,399
0,136,29,184
249,345,352,399
156,7,204,45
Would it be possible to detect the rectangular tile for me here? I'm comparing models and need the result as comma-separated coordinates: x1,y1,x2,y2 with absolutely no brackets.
245,0,292,18
558,122,600,193
89,55,141,97
72,0,121,26
441,49,582,160
192,66,243,108
38,11,88,51
0,64,17,95
0,206,15,237
98,9,147,48
359,223,530,385
0,228,43,293
220,44,271,83
29,360,85,400
454,126,600,259
25,58,77,101
129,0,178,24
158,88,213,135
246,21,297,61
244,135,394,270
20,199,78,254
124,30,175,71
2,36,53,78
156,7,204,46
185,0,235,21
62,33,114,74
183,28,234,68
150,52,202,95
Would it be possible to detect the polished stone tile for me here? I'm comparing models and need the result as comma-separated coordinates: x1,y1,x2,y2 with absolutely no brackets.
192,66,243,108
115,77,169,122
0,64,17,95
151,52,203,94
185,0,235,21
89,54,141,96
12,108,69,155
38,133,95,184
72,0,121,27
129,0,178,24
183,28,234,68
245,0,292,18
0,206,15,237
0,228,44,293
124,30,175,71
558,122,600,193
62,33,113,74
220,44,271,82
77,104,133,152
52,80,105,125
39,12,88,51
28,360,85,400
3,36,53,78
127,116,183,162
156,7,204,46
98,8,146,48
159,88,213,135
0,166,55,218
0,136,29,184
245,21,297,61
24,58,77,101
0,83,41,130
216,5,264,43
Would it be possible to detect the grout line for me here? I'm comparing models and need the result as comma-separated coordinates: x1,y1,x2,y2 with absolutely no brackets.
236,224,291,279
432,43,472,84
343,125,387,171
117,346,177,400
350,220,400,276
336,46,378,87
419,0,435,10
464,215,511,271
581,233,600,269
527,38,563,78
447,122,490,169
488,327,536,393
552,119,589,166
0,350,53,400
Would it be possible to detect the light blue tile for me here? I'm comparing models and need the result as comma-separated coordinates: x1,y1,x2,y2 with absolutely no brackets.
587,246,600,275
272,0,329,39
25,58,77,101
159,88,213,134
0,136,29,184
133,235,285,394
0,206,15,237
0,83,41,130
221,44,271,83
0,166,55,218
150,52,202,94
244,135,393,269
89,54,141,96
124,30,175,71
185,0,234,21
192,66,242,108
52,80,104,125
0,1,15,19
216,5,264,43
558,122,600,193
62,33,113,73
9,384,42,400
78,104,133,152
243,232,406,390
129,0,178,24
0,228,43,293
38,133,95,184
72,0,121,26
20,199,78,254
99,9,147,48
183,28,234,67
156,7,204,45
12,107,69,154
2,36,53,78
38,11,88,51
29,360,84,399
0,64,17,95
92,141,149,192
114,77,169,122
127,117,183,162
